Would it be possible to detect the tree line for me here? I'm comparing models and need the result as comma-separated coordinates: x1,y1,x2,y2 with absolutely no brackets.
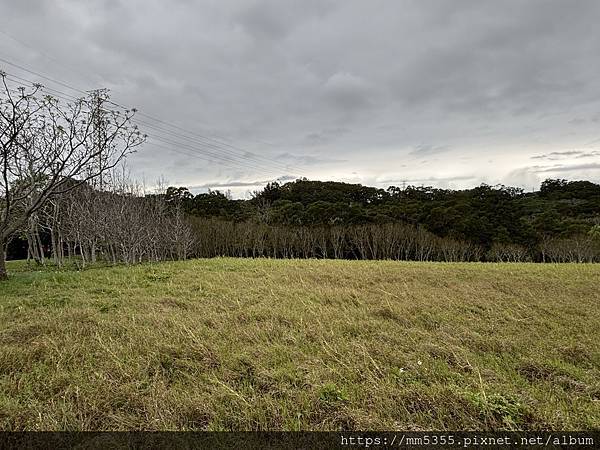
22,176,193,268
187,218,599,263
166,178,600,263
12,177,598,267
3,73,599,278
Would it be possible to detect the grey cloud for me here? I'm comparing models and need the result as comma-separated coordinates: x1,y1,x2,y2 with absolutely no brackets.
189,175,296,190
2,0,600,196
276,152,347,166
532,150,600,160
302,127,349,146
531,163,600,173
379,175,476,185
576,150,600,159
409,144,451,157
236,2,292,40
531,150,585,160
503,168,541,191
322,72,373,111
235,0,334,41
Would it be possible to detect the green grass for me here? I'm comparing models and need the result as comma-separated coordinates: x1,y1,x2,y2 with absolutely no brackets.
0,258,599,431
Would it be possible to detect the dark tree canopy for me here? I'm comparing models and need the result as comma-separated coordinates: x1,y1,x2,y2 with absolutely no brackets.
6,177,600,265
164,178,600,253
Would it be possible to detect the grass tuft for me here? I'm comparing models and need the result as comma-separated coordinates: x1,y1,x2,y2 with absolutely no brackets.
0,258,598,430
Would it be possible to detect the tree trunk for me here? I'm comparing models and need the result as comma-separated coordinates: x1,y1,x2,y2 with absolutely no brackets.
0,239,7,281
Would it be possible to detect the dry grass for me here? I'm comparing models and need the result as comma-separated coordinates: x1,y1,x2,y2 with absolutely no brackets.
0,258,599,430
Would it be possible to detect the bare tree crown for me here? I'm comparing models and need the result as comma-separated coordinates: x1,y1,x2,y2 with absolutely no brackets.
0,74,145,278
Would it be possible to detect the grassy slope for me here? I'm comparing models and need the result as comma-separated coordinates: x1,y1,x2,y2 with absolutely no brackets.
0,258,598,431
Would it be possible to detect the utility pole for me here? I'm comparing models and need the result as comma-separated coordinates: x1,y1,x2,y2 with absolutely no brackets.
91,89,108,190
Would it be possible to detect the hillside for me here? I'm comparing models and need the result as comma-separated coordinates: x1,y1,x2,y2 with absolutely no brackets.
171,178,600,246
9,179,600,267
1,258,598,430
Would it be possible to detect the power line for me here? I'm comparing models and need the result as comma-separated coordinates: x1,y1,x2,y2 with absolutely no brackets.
146,141,290,189
0,56,307,176
3,73,81,102
147,134,283,176
135,118,299,175
0,67,303,176
0,36,306,174
108,101,304,175
1,71,299,178
145,140,286,178
0,30,296,170
1,73,297,175
0,56,87,95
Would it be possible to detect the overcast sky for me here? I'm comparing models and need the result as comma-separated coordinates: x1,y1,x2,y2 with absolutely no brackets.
2,0,600,196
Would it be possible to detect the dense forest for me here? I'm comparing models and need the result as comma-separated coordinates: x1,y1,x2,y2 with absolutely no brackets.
9,177,600,264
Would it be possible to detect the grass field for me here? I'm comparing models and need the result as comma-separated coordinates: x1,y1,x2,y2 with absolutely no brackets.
0,258,598,431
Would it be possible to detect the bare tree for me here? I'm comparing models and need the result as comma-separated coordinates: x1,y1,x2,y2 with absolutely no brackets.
0,74,144,279
487,242,531,262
